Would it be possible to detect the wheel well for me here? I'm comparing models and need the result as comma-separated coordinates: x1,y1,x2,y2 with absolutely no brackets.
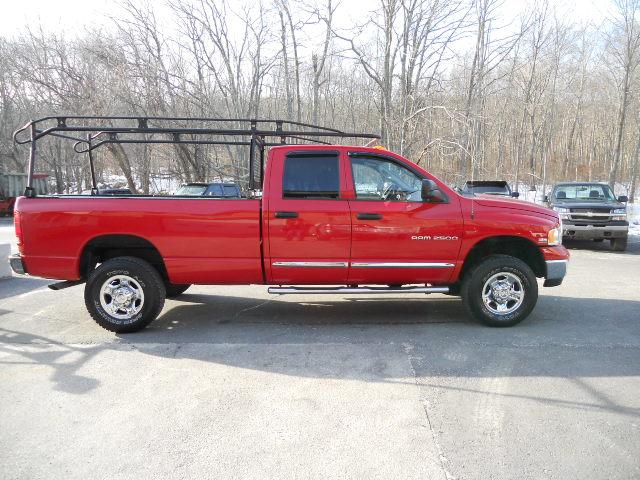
79,235,168,280
461,236,545,279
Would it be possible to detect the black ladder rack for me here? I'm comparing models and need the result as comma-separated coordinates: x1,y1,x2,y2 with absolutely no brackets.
13,116,380,196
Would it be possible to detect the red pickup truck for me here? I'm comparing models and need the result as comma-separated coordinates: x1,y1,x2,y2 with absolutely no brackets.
10,117,568,332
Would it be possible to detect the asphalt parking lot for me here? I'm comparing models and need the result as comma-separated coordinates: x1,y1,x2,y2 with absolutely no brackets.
0,222,639,479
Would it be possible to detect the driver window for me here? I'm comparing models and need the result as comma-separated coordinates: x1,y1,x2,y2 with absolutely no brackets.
351,157,422,202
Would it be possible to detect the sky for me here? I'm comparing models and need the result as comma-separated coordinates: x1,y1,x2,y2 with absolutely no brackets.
0,0,617,38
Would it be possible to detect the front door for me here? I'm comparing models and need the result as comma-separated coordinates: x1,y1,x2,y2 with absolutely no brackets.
347,153,462,285
267,150,351,284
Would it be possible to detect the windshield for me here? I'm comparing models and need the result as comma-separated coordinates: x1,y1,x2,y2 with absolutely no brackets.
552,184,615,202
204,184,241,197
175,185,207,196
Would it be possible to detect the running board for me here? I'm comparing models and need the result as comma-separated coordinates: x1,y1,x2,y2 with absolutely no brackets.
268,286,449,295
48,280,85,291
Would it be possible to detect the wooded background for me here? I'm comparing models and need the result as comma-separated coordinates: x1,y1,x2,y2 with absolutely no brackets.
1,0,640,200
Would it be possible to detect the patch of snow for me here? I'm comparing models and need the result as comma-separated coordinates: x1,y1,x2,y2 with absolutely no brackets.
629,203,640,237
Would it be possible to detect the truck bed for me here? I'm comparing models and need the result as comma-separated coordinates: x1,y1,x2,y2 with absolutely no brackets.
16,196,263,284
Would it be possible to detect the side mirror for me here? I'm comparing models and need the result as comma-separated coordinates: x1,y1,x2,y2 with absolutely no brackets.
618,195,628,203
511,191,520,198
543,195,549,203
421,179,447,203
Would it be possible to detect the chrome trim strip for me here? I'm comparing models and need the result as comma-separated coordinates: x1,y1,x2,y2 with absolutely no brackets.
272,261,348,268
268,286,450,295
350,262,455,268
545,259,568,264
272,261,455,269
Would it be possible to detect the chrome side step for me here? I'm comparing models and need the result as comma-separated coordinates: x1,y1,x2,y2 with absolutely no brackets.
268,285,449,295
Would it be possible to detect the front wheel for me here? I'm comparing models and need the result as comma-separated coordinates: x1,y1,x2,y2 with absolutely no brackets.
461,255,538,327
84,256,166,333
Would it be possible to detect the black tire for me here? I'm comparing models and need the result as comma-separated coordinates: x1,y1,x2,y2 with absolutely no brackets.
461,255,538,327
611,237,628,252
84,256,165,333
165,283,191,298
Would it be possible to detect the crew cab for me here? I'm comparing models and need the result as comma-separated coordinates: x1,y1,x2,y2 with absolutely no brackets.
10,116,569,332
546,182,629,251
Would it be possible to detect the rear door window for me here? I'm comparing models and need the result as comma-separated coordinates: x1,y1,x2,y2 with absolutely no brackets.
283,155,340,199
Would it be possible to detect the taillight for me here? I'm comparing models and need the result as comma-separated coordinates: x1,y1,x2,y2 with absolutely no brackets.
14,211,23,247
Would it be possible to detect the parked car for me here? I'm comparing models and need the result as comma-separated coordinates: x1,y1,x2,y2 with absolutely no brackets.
10,116,569,333
545,182,629,251
174,182,241,198
460,180,519,198
98,188,132,195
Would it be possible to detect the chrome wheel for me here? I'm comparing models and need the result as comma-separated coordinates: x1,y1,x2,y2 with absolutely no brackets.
99,275,145,320
481,272,525,315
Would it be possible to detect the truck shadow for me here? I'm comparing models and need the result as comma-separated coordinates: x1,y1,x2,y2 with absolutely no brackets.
143,293,640,345
0,276,51,300
1,294,639,418
158,293,469,326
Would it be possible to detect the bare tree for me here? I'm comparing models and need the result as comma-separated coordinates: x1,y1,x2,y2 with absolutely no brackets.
1,0,639,199
459,0,525,179
278,0,303,122
311,0,335,125
513,0,551,190
608,0,640,188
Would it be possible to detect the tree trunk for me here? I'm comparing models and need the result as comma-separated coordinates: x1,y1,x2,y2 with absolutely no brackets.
610,67,630,188
629,121,640,202
279,11,293,121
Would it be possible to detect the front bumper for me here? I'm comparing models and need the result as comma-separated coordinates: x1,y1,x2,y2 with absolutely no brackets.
562,223,628,240
544,259,567,287
9,254,26,275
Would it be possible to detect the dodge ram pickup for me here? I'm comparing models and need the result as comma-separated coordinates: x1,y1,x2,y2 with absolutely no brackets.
10,116,569,332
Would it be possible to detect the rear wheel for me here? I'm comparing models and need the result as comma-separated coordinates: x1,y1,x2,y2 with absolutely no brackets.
165,283,191,298
461,255,538,327
611,237,628,251
84,256,165,333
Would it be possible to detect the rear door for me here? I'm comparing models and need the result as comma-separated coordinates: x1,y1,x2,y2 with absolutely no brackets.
266,150,351,284
347,153,462,285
